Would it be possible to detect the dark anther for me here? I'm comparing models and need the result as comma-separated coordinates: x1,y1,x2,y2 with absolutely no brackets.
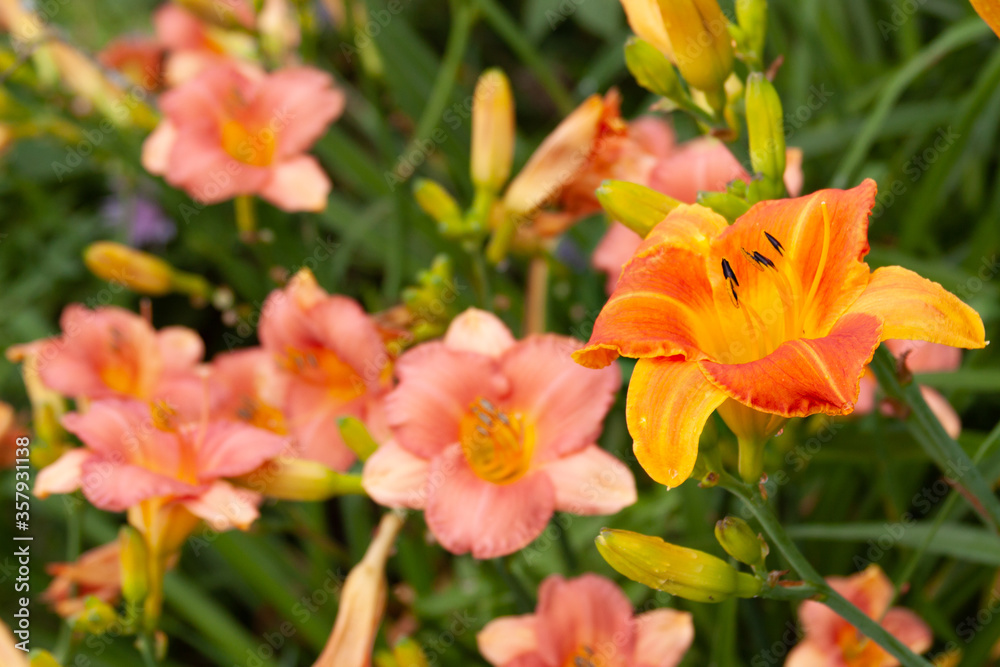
764,231,784,255
753,251,776,269
721,258,739,286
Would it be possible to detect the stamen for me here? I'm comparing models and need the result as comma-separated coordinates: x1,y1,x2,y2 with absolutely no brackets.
764,231,784,255
741,248,765,271
722,258,740,307
461,398,531,485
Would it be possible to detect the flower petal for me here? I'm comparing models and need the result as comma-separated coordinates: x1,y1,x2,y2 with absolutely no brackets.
634,202,730,258
156,326,204,375
182,480,262,531
699,313,883,418
543,446,636,515
785,641,842,667
846,266,986,349
79,458,198,513
633,608,694,667
361,440,430,510
194,421,288,480
711,180,877,338
34,449,89,498
626,358,728,488
443,308,516,358
141,120,177,175
533,574,635,667
502,335,620,460
573,246,716,369
477,614,539,666
425,445,554,559
386,342,507,459
593,222,642,294
259,155,331,212
248,67,344,157
880,608,933,656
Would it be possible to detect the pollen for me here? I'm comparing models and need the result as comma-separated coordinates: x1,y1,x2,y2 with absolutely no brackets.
460,398,533,485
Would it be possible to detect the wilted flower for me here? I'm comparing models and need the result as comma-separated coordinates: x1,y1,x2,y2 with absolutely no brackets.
363,308,634,559
787,565,932,667
41,542,122,618
478,573,694,667
142,61,344,212
575,180,986,488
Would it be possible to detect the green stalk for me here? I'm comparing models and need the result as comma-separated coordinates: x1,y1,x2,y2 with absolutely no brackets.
718,473,933,667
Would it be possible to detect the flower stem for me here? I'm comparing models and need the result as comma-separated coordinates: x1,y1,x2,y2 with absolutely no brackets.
138,633,159,667
234,195,257,242
717,473,933,667
524,254,549,335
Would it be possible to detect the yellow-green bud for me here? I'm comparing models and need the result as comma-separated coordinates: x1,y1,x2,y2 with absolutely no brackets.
338,416,380,462
624,38,683,100
745,73,786,200
736,0,768,68
696,191,750,222
658,0,734,96
234,457,366,501
72,597,119,634
84,242,174,295
413,179,463,234
119,526,149,605
30,651,64,667
714,516,766,568
471,69,515,192
392,638,430,667
595,180,680,238
596,529,761,603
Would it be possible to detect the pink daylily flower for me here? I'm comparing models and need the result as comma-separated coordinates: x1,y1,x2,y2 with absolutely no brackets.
593,122,804,293
259,269,392,471
208,347,288,434
788,565,932,667
362,308,635,559
142,60,344,212
34,399,286,530
855,340,963,438
152,3,257,85
477,573,693,667
42,541,122,617
20,305,203,403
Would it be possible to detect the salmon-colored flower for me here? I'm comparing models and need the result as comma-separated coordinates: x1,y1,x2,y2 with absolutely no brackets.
788,565,932,667
153,3,257,85
208,347,287,434
98,36,165,91
22,305,203,404
259,269,391,471
593,134,803,293
856,340,963,438
42,542,122,618
363,308,634,559
478,573,693,667
142,60,344,212
574,180,986,488
35,398,285,522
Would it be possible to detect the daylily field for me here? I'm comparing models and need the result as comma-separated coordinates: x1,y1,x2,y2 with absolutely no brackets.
2,0,1000,666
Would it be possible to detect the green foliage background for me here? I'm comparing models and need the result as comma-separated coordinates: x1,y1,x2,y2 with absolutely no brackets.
1,0,1000,665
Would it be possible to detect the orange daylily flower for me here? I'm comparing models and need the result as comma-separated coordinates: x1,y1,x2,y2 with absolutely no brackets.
42,542,122,618
574,180,986,488
971,0,1000,39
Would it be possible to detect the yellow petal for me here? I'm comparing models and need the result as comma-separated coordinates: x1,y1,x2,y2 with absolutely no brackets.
846,266,986,349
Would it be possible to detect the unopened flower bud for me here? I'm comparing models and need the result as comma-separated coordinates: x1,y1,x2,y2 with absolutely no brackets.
413,179,463,234
338,416,380,462
30,652,64,667
696,191,750,222
735,0,767,68
745,73,786,200
620,0,675,60
624,37,684,100
71,597,119,634
596,529,761,603
391,638,429,667
235,457,366,501
595,180,680,238
660,0,734,96
714,516,766,568
85,242,174,295
471,69,515,192
119,526,149,605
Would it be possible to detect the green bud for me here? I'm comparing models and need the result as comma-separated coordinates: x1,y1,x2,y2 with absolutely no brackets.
338,416,380,462
595,180,681,238
715,516,766,568
413,179,463,234
745,73,786,200
696,191,750,223
736,0,768,69
119,526,149,605
30,651,64,667
72,597,120,635
234,456,366,501
596,529,762,603
392,638,430,667
624,37,683,100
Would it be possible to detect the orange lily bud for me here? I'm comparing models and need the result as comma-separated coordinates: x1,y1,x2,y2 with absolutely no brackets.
596,179,681,238
620,0,675,59
84,242,213,299
337,416,380,462
235,457,366,501
596,529,761,603
413,179,463,234
714,516,765,568
471,69,515,192
313,512,406,667
119,526,149,606
745,73,786,201
624,37,684,100
659,0,734,97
